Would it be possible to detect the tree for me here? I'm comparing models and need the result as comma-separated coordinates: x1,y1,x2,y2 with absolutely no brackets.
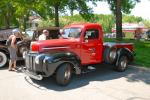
107,0,140,40
48,0,97,26
0,0,15,28
0,0,98,28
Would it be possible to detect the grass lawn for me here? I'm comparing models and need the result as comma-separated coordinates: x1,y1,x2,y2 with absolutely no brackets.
104,38,150,68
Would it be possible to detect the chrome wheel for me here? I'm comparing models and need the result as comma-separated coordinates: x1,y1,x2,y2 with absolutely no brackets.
120,57,128,69
109,50,117,61
56,63,72,85
0,51,7,68
64,67,71,81
115,56,128,72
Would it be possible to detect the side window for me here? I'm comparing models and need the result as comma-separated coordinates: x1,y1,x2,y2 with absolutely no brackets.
84,29,99,39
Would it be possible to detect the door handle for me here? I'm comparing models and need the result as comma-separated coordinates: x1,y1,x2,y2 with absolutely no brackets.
88,48,96,52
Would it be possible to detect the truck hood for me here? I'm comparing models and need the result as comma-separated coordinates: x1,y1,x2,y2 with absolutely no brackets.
31,38,80,52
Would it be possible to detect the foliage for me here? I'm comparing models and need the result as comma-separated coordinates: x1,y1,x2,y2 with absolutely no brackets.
59,14,150,33
106,0,140,14
0,0,16,28
0,0,98,29
123,15,142,23
143,20,150,28
106,0,141,40
38,19,55,27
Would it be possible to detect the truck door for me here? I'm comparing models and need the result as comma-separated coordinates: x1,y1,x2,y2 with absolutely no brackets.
81,29,103,65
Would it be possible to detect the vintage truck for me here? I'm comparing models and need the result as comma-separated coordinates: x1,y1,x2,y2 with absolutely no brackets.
0,27,59,68
23,23,135,85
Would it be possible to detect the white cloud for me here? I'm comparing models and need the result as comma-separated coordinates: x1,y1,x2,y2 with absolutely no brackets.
88,1,112,14
131,0,150,20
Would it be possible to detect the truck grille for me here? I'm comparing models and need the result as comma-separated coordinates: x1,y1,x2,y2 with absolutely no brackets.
26,54,36,72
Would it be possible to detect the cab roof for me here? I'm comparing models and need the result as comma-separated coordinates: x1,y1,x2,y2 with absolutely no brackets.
64,23,102,29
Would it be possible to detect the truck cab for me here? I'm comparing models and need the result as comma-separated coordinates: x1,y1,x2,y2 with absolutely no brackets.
24,23,135,85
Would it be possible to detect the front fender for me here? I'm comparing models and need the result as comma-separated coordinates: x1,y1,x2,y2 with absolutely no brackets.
37,52,81,77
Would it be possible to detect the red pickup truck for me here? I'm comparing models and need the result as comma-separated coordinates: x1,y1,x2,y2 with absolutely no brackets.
24,23,135,85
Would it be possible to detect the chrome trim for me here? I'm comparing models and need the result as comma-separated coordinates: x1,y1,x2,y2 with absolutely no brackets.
23,69,43,80
42,46,70,50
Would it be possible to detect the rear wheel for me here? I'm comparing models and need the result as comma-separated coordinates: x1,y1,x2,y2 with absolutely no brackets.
0,51,8,68
103,47,117,64
56,63,72,86
115,56,128,72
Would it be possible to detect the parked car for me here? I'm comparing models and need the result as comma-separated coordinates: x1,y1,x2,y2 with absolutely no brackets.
0,26,60,68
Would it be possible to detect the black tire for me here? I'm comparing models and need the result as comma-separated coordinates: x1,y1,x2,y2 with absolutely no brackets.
0,51,8,68
115,56,128,72
56,63,72,86
103,47,117,64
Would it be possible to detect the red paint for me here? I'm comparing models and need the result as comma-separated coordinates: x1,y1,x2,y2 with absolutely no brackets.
31,23,134,65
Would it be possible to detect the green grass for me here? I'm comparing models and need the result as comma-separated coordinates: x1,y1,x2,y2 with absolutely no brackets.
104,38,150,68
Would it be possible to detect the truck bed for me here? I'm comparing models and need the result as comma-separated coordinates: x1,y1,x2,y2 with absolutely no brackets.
104,42,134,51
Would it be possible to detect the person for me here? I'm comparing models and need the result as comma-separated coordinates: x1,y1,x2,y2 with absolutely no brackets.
146,29,150,39
8,29,20,71
134,28,142,40
38,30,49,40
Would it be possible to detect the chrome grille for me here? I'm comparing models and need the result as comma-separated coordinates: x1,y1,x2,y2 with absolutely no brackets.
26,54,36,72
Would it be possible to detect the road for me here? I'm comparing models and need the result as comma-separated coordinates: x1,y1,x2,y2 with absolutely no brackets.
0,64,150,100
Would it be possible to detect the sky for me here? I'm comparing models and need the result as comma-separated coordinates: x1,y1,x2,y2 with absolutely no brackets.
89,0,150,20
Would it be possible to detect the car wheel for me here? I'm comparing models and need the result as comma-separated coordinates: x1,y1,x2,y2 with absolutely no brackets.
56,63,72,86
115,55,128,72
103,47,117,64
0,51,8,68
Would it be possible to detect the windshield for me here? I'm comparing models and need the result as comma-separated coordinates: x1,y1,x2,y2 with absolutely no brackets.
62,28,81,38
24,30,34,39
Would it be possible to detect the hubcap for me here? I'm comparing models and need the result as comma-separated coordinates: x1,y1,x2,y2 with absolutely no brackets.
0,52,7,67
120,57,127,69
110,51,117,60
0,55,3,63
64,67,71,80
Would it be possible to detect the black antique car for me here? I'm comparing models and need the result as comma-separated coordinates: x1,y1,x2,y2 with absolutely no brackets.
0,27,60,68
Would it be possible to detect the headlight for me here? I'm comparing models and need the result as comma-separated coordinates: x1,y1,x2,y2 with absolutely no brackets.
43,56,52,63
35,55,40,64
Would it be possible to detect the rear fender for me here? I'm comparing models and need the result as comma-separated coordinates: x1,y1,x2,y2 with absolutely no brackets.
116,48,134,66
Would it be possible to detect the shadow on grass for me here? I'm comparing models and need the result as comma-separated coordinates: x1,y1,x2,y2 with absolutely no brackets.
24,63,150,91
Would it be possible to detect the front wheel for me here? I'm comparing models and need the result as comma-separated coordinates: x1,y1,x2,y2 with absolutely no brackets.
115,56,128,72
0,51,8,68
56,63,72,86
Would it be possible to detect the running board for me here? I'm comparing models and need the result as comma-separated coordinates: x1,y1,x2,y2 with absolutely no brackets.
82,66,96,74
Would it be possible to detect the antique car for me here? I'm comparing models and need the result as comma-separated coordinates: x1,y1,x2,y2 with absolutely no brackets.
23,23,135,85
0,26,60,68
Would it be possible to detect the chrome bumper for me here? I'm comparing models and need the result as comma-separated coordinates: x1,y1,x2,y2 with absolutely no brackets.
22,69,43,80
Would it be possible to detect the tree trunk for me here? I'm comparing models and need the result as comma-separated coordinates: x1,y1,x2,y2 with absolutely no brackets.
54,5,59,27
70,9,74,16
115,0,122,41
5,14,10,29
